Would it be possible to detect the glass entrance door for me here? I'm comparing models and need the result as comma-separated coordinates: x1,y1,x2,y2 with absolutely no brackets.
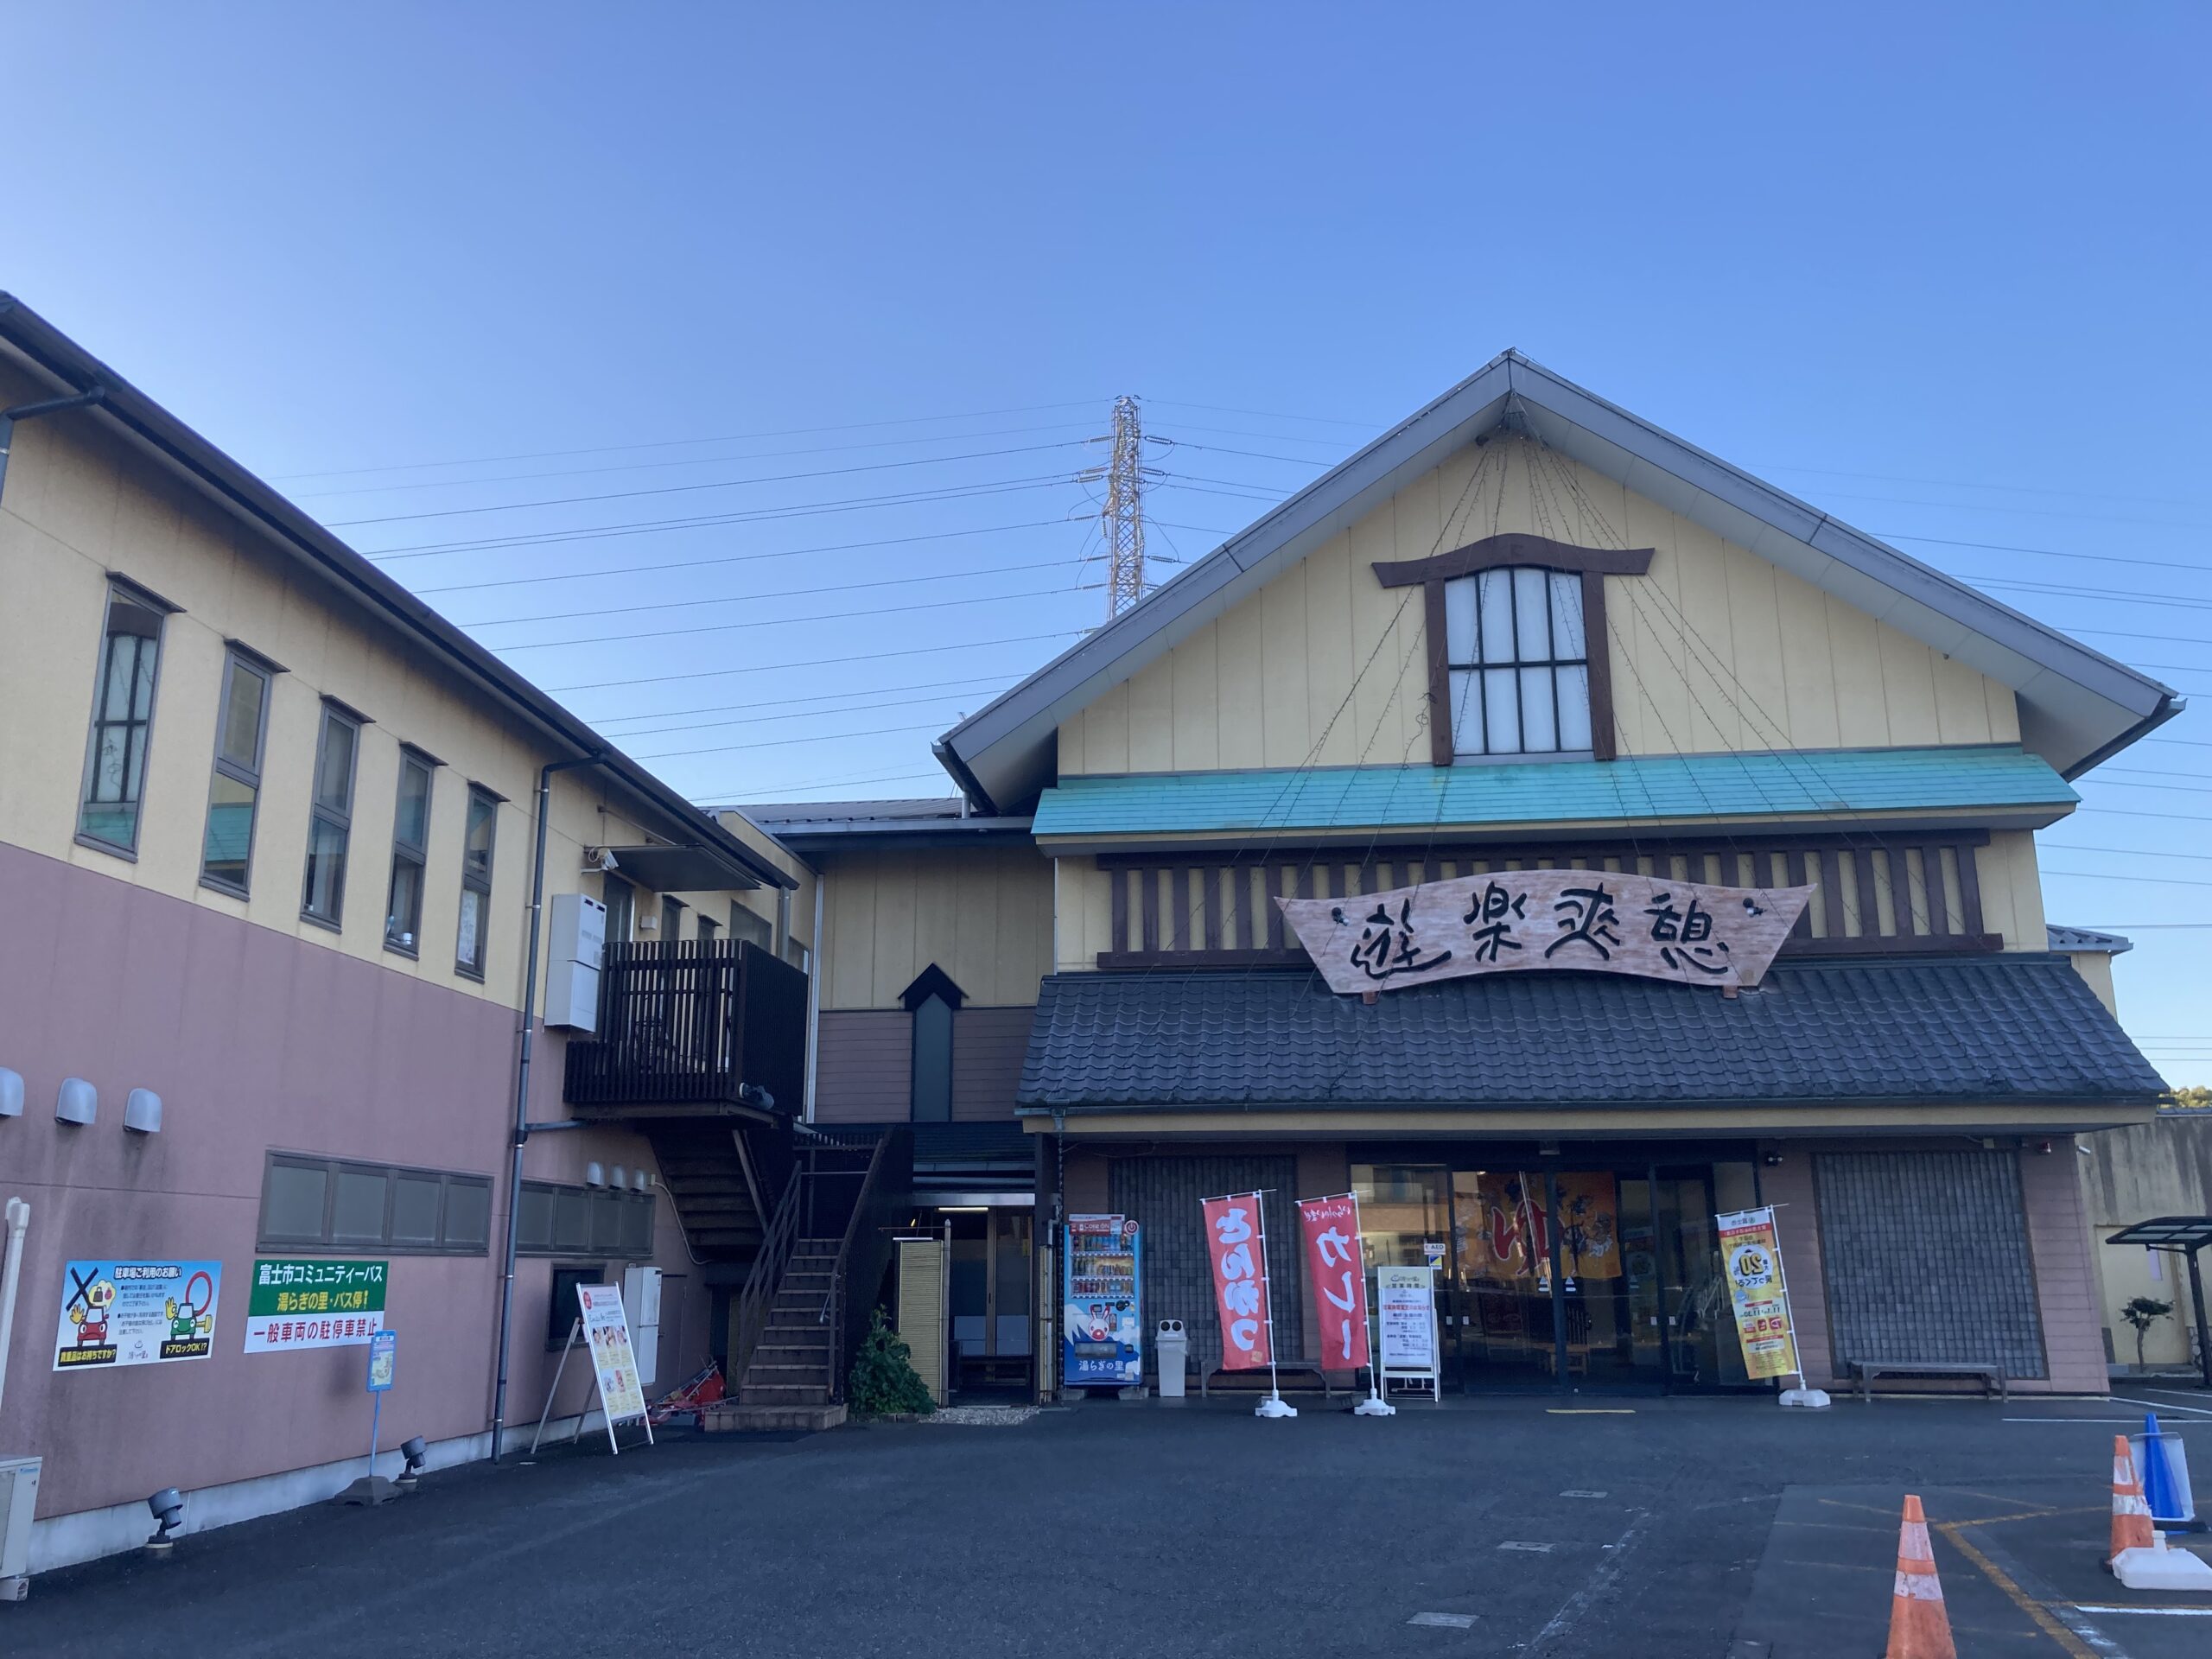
1654,1161,1762,1390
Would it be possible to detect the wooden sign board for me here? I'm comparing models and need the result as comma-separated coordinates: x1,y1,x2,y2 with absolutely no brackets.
1276,869,1813,995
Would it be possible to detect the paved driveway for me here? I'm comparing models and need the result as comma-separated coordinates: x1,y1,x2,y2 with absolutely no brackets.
10,1387,2212,1656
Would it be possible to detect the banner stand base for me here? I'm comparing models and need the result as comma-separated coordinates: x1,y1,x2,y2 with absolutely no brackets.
1778,1386,1831,1409
1254,1394,1299,1420
1353,1395,1396,1417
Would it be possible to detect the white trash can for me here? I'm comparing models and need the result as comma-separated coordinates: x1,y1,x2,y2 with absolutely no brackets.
1156,1319,1188,1399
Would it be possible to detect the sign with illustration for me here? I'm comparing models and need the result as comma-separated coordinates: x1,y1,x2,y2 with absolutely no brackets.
1297,1196,1371,1370
1061,1214,1143,1387
578,1282,648,1425
1715,1207,1801,1381
53,1259,222,1370
1277,869,1813,995
243,1258,388,1352
1202,1196,1275,1372
366,1330,397,1392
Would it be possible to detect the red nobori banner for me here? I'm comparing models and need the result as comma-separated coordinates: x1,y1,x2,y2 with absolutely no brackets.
1202,1193,1274,1370
1297,1195,1371,1370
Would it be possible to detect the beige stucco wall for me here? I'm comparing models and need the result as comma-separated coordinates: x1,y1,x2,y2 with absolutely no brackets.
817,843,1053,1010
0,388,777,1015
1059,437,2021,776
2064,949,2119,1016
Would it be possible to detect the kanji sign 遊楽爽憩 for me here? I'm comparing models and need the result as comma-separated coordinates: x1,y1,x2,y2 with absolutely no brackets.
1276,868,1813,995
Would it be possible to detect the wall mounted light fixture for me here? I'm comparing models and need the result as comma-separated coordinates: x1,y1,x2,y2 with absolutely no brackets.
55,1078,96,1126
0,1068,22,1118
124,1089,163,1135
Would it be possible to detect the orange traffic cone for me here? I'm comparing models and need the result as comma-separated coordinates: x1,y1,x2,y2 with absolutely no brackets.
2108,1433,2156,1563
1884,1495,1956,1659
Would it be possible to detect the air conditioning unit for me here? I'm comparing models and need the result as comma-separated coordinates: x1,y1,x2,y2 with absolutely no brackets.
543,893,607,1033
0,1454,40,1601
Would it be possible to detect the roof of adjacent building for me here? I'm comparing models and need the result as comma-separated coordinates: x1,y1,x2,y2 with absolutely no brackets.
0,295,794,892
937,351,2179,812
1017,957,2165,1113
2047,925,2134,955
1031,745,2075,843
732,797,1035,851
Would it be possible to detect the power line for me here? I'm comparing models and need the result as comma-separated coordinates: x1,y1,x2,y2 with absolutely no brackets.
490,582,1083,653
629,719,950,763
327,442,1087,528
456,555,1084,630
544,628,1084,694
364,474,1082,561
1144,397,1381,429
270,399,1106,481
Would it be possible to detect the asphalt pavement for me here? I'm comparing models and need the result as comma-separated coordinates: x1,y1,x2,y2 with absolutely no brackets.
10,1384,2212,1657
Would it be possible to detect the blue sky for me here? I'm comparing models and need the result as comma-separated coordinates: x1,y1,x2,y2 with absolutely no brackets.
7,4,2209,1077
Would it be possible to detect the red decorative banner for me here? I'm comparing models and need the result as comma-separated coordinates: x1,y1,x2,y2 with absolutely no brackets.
1297,1195,1371,1370
1202,1193,1274,1370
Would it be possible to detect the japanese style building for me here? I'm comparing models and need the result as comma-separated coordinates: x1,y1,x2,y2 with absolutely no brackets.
760,351,2177,1398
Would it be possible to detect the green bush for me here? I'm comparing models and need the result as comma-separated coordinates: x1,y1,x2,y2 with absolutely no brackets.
848,1307,935,1416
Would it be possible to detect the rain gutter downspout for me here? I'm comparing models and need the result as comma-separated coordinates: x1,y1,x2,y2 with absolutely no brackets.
0,386,108,500
489,751,602,1462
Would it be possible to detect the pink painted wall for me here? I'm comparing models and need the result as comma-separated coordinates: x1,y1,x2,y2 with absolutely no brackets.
0,841,715,1519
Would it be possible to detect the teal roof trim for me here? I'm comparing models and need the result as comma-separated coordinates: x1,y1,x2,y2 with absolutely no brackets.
1033,746,2075,838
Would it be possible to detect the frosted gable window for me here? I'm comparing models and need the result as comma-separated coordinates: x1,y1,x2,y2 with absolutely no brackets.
1441,568,1591,758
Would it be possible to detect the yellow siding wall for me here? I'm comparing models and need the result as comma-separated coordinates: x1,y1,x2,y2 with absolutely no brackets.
0,388,775,1014
819,844,1053,1009
1060,438,2021,774
2064,950,2119,1016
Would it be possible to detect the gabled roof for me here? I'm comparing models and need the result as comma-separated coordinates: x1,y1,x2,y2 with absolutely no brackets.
2048,924,2133,955
937,351,2179,812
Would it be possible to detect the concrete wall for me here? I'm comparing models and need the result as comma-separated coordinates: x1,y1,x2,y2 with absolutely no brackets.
0,840,715,1533
2077,1111,2212,1370
1058,436,2021,776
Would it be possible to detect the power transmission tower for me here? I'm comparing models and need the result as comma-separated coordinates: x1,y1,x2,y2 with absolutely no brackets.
1092,395,1147,620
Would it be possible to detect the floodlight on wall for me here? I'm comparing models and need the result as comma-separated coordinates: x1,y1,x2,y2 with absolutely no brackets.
124,1088,163,1135
146,1487,184,1552
631,1170,648,1193
0,1067,22,1118
55,1077,96,1126
397,1436,429,1491
584,1162,606,1187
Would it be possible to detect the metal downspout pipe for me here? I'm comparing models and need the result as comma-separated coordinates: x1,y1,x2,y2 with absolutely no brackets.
488,753,601,1461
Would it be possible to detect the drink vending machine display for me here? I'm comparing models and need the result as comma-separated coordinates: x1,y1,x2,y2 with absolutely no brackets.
1061,1214,1143,1388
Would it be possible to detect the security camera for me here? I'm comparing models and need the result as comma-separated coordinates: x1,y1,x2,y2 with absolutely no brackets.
584,848,619,874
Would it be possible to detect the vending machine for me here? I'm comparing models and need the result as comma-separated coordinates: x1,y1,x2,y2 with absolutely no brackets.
1061,1214,1143,1389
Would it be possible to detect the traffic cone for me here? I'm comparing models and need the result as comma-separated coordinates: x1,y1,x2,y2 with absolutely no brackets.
1884,1494,1956,1659
2140,1413,2187,1525
2109,1433,2155,1562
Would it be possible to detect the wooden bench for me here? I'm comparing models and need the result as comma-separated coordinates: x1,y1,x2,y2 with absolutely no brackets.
1847,1359,2006,1402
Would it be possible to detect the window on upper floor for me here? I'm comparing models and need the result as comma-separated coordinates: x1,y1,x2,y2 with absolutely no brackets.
302,702,361,926
385,748,436,955
696,912,719,947
728,901,772,951
78,583,170,853
257,1153,493,1255
200,647,273,894
456,785,499,978
1442,567,1592,758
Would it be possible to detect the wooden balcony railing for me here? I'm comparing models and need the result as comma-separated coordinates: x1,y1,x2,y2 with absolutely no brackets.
563,939,808,1116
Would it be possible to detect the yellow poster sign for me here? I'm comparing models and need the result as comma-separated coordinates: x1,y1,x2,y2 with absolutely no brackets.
1716,1206,1800,1381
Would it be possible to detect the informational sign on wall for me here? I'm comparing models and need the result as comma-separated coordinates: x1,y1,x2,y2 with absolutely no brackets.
1715,1207,1801,1381
1062,1214,1143,1387
53,1259,222,1370
243,1258,388,1353
579,1283,648,1424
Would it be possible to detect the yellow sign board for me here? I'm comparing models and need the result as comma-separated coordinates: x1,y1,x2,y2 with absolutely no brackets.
1716,1206,1800,1381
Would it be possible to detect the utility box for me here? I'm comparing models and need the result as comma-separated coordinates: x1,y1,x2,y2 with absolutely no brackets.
543,893,607,1032
621,1265,662,1389
0,1455,40,1601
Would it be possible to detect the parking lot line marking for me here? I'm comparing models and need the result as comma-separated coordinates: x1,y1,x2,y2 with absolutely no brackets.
1558,1489,1608,1497
2129,1391,2212,1417
1935,1522,2104,1659
1406,1612,1478,1629
1545,1408,1634,1414
1498,1541,1554,1552
2069,1605,2212,1616
2005,1418,2181,1425
1529,1513,1649,1649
